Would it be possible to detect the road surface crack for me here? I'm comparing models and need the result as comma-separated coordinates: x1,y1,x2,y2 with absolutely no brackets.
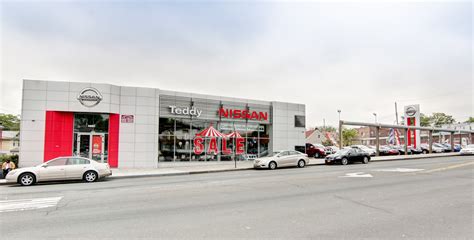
334,195,393,215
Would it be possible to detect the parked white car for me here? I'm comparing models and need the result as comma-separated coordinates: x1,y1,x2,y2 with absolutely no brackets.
6,157,112,186
351,145,376,156
254,150,309,170
460,144,474,155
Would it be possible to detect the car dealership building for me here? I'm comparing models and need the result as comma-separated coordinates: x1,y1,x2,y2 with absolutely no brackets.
19,80,306,168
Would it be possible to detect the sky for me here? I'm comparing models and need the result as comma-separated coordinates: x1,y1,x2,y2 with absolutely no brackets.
0,0,472,128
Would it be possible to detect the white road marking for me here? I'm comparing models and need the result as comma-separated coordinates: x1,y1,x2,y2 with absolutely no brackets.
340,172,373,178
0,197,63,213
372,168,424,173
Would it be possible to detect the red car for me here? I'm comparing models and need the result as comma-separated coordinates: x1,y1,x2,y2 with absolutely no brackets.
306,143,326,158
379,145,400,156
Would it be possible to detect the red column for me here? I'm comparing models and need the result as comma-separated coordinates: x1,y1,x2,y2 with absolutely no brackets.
413,118,417,148
108,114,120,168
44,111,74,161
407,118,412,146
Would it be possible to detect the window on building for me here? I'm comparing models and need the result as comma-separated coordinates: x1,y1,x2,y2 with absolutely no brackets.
158,117,271,162
295,115,305,128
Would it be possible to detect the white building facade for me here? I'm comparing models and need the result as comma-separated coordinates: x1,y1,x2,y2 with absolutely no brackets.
19,80,306,168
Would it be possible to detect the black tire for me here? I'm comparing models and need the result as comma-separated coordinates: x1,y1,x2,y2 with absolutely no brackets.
315,152,320,158
325,160,331,165
422,150,428,154
268,161,277,170
297,160,306,168
18,173,36,186
341,158,348,165
83,171,98,182
362,156,369,164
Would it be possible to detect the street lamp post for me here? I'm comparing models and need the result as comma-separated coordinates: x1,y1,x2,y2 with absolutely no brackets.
337,109,342,147
373,113,377,123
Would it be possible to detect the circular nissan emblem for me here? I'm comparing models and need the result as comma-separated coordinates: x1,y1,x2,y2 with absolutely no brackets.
405,106,417,117
77,87,103,107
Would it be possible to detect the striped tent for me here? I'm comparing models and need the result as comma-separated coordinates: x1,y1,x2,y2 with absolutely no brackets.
196,125,225,137
226,131,242,138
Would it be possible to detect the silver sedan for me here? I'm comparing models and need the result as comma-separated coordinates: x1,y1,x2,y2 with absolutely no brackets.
6,157,112,186
254,150,309,170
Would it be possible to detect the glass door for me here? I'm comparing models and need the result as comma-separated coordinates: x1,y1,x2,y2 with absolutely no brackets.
76,133,105,162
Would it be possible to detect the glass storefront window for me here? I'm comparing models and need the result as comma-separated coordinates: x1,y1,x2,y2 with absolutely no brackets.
159,118,175,135
73,113,109,163
74,113,109,133
158,117,270,162
158,135,174,162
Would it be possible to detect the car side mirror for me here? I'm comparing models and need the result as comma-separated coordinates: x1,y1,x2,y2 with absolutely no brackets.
41,164,48,168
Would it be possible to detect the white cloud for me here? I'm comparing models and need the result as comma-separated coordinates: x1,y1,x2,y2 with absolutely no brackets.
0,1,472,126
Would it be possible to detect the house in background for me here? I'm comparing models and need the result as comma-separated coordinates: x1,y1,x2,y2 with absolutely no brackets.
305,128,338,145
0,126,20,155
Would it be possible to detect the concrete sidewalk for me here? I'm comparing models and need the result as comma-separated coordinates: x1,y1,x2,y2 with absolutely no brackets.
0,152,463,185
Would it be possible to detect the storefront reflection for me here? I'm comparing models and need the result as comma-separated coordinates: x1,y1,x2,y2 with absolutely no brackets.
158,117,270,162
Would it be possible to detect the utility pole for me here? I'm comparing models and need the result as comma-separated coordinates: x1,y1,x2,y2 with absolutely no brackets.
323,118,326,129
395,102,399,125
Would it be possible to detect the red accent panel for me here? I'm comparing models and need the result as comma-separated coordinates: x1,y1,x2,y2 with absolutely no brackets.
413,118,417,148
44,111,74,162
407,118,412,146
108,114,120,168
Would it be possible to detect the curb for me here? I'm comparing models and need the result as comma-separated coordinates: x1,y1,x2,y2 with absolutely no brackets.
0,153,463,185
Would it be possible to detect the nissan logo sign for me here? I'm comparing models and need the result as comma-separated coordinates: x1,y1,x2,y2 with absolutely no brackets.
77,87,103,107
405,106,417,117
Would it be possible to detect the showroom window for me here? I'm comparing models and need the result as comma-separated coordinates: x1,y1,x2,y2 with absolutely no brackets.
158,117,270,162
295,115,305,128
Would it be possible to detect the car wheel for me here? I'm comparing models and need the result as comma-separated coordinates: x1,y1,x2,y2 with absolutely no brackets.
19,173,35,186
325,160,331,165
422,150,428,154
341,158,348,165
83,171,98,182
315,152,320,158
362,156,369,164
268,161,277,170
297,160,306,168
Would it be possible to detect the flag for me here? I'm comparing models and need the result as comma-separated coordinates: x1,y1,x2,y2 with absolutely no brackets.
388,128,401,145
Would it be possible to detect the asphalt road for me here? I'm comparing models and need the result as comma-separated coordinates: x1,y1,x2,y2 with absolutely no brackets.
1,156,473,239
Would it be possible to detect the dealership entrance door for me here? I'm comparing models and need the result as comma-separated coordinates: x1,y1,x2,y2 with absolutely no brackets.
76,133,106,163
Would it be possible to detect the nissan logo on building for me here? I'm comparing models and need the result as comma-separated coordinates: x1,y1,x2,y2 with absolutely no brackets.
77,87,103,107
405,106,417,117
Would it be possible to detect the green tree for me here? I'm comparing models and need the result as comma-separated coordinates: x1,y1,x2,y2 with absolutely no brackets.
317,125,336,132
466,117,474,123
342,128,358,146
321,139,333,146
0,114,20,130
430,112,455,127
420,113,431,127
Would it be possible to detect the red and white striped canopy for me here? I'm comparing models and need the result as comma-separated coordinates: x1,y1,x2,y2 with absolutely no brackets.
226,131,242,138
196,125,225,137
